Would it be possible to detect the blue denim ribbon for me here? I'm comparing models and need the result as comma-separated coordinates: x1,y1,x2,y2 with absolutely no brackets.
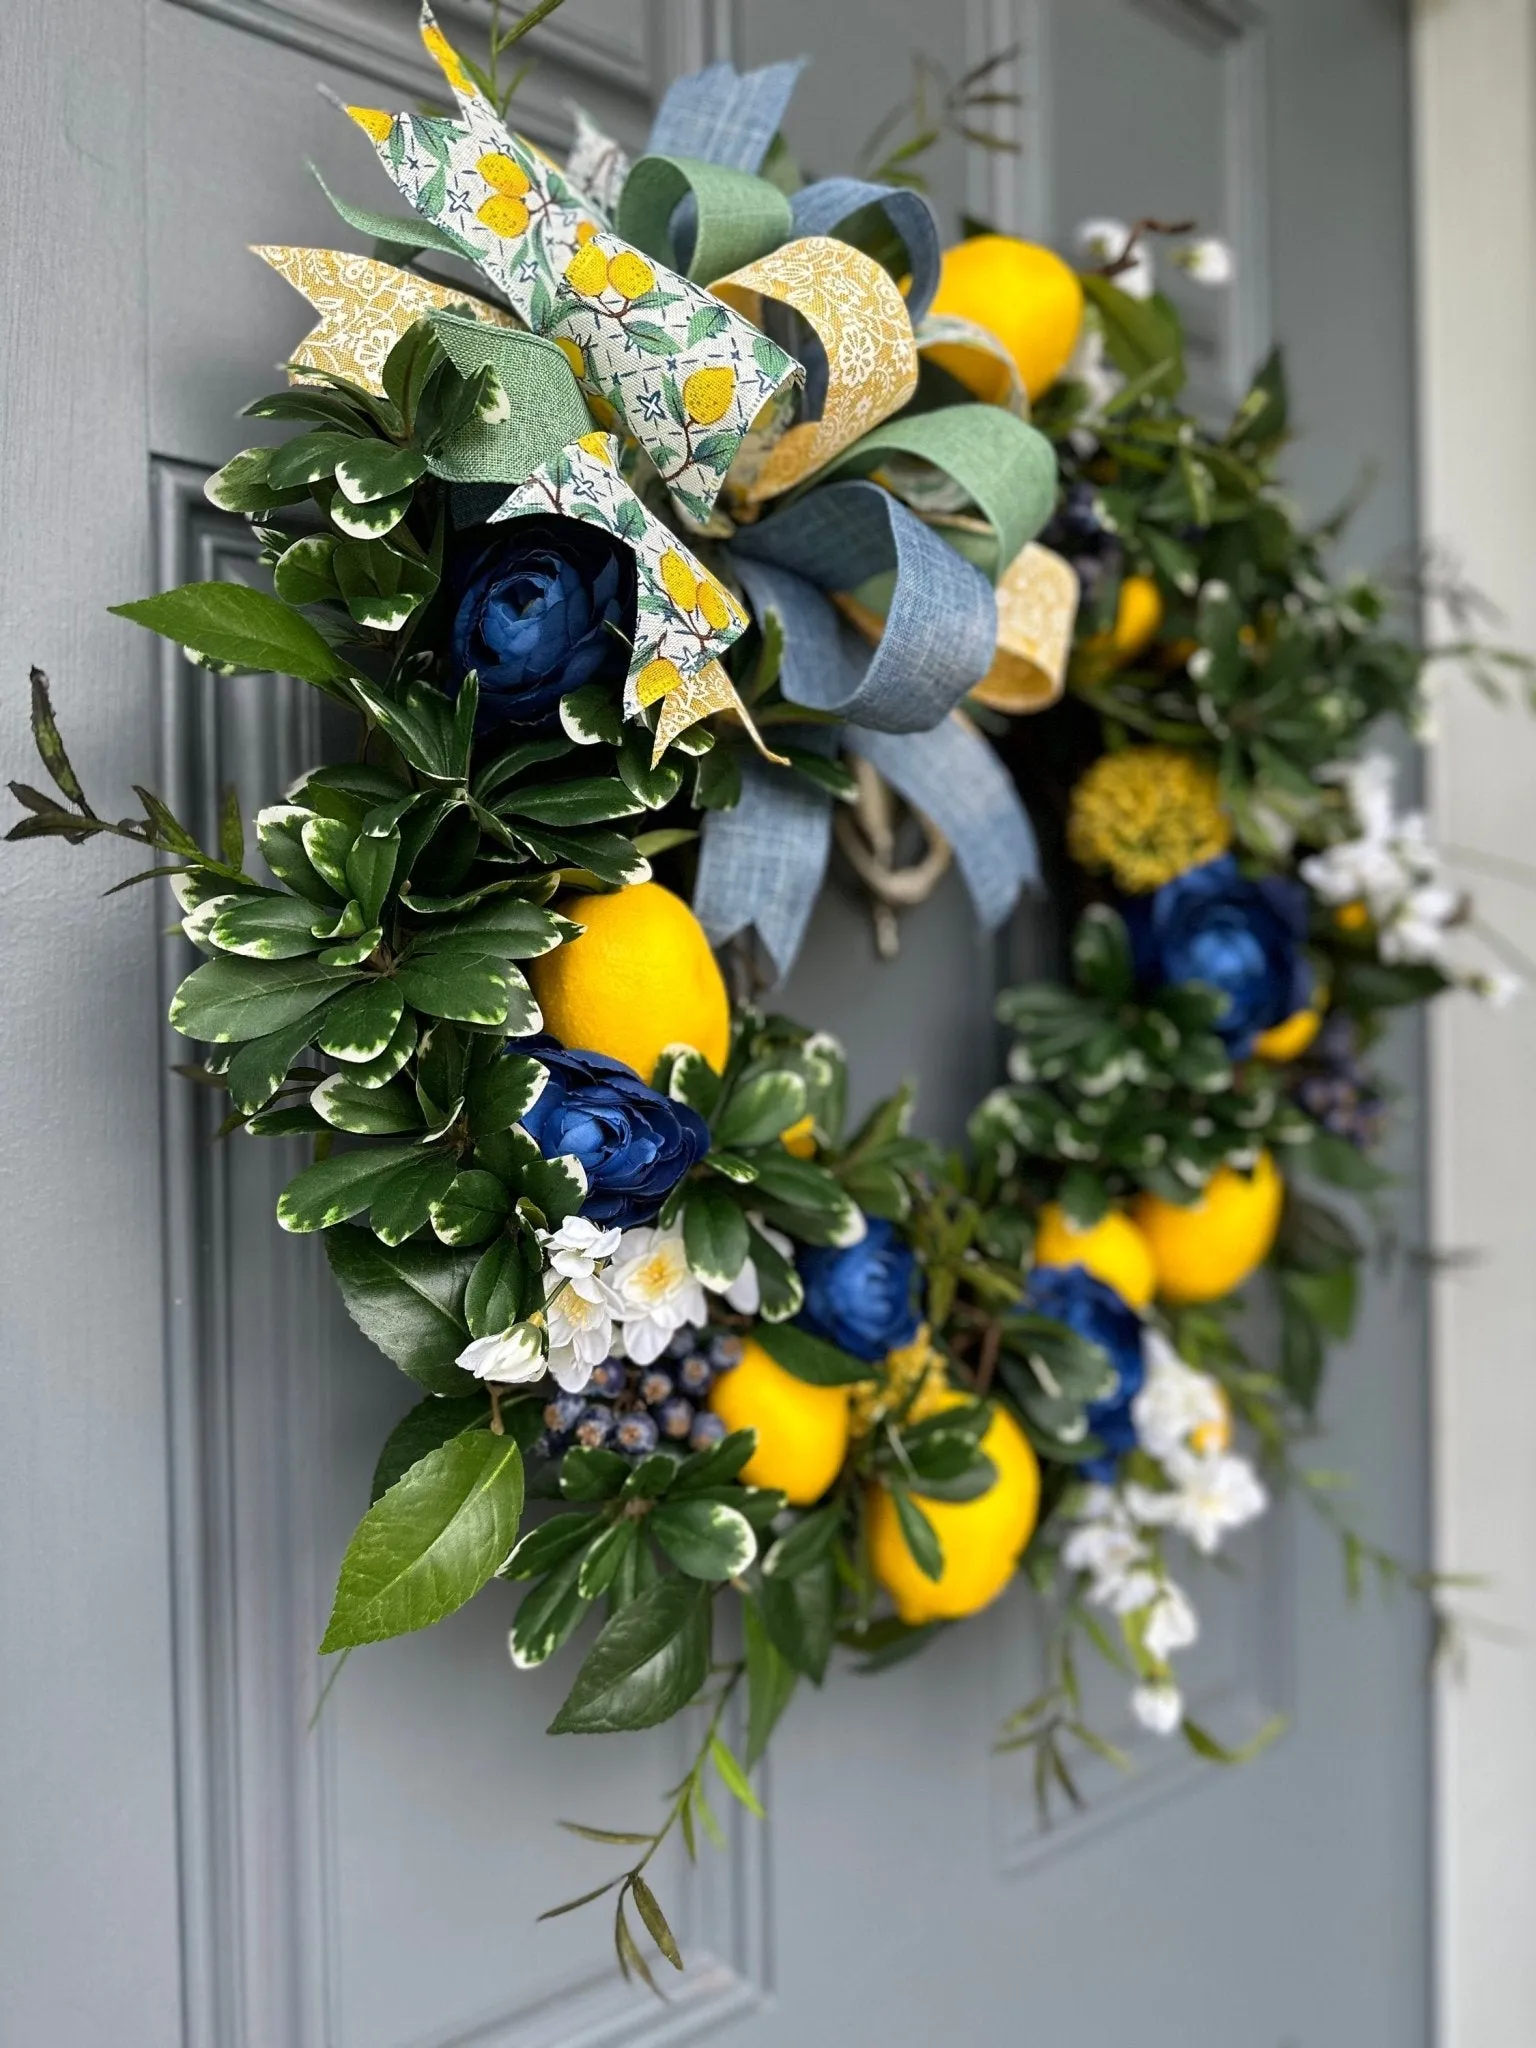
694,485,1038,977
790,178,941,323
646,60,805,173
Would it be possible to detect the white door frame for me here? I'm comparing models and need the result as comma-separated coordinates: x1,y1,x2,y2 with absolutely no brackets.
1413,3,1536,2042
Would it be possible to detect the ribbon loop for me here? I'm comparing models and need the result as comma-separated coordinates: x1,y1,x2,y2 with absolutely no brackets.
790,177,942,325
646,59,806,173
616,154,793,284
424,313,594,482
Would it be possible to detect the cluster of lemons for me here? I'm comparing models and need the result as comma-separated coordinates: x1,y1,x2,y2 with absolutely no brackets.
528,881,1285,1634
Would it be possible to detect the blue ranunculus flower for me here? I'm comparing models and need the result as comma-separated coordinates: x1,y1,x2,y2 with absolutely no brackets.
1125,852,1312,1056
798,1217,921,1362
519,1036,709,1229
1026,1263,1146,1482
448,514,635,729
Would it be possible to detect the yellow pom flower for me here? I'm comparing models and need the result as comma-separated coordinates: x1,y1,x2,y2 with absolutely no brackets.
476,151,531,198
552,336,587,379
608,250,656,301
682,365,736,425
564,244,611,297
477,194,530,239
347,106,394,143
1066,745,1232,894
636,657,683,705
658,550,699,613
850,1326,952,1437
1335,900,1371,933
422,20,476,97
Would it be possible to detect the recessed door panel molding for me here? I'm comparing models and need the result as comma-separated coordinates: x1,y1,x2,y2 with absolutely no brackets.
964,0,1050,240
160,0,731,137
152,464,768,2048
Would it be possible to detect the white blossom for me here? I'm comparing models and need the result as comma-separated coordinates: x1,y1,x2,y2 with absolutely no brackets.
1300,751,1462,966
601,1225,707,1365
1172,235,1235,287
456,1323,544,1385
543,1272,614,1393
538,1215,622,1283
1143,1580,1199,1660
1131,1451,1269,1556
1075,216,1154,298
1131,1681,1184,1737
1471,968,1523,1008
1132,1329,1228,1462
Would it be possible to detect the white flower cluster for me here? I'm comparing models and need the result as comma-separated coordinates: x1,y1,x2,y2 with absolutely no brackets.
1061,1332,1267,1737
1299,752,1462,967
455,1214,795,1393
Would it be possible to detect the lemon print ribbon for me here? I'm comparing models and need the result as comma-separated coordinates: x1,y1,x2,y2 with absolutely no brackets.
342,4,802,529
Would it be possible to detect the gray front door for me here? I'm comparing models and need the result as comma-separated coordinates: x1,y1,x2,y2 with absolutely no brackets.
1,3,1428,2045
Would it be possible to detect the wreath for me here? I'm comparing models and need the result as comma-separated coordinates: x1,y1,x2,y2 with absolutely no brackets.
11,2,1516,1987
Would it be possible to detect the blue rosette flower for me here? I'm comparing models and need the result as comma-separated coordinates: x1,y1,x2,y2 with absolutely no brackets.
1125,852,1312,1056
1025,1263,1146,1481
518,1036,709,1229
448,514,635,729
798,1216,921,1362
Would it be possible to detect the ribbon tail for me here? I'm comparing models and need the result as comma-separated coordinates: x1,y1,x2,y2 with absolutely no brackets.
646,59,806,171
695,752,834,982
847,717,1039,931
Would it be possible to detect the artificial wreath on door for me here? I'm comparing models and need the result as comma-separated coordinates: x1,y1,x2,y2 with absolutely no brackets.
12,0,1517,1984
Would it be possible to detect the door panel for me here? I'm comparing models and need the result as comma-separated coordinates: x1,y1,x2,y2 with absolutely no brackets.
0,2,1428,2044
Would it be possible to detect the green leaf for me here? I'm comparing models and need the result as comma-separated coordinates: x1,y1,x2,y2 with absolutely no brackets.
889,1484,943,1581
745,1222,803,1321
762,1503,842,1579
317,979,406,1062
670,1430,758,1494
395,945,518,1026
345,827,400,927
466,1052,549,1137
577,1518,637,1599
430,1168,511,1246
320,1430,523,1649
324,1225,476,1391
559,683,624,745
334,441,426,505
743,1596,798,1766
111,584,350,686
1181,1713,1287,1765
205,445,309,514
1071,904,1134,1002
682,1185,750,1290
267,429,359,488
664,1046,722,1119
548,1578,711,1734
760,1553,836,1681
648,1497,756,1581
170,955,352,1043
207,893,328,960
709,1731,765,1819
255,805,336,904
225,1010,322,1115
312,1074,423,1134
509,1549,593,1669
368,1152,459,1246
370,1393,487,1501
499,777,645,827
503,1510,601,1580
754,1322,874,1388
560,1447,631,1502
272,533,342,606
1080,275,1185,396
277,1142,425,1232
629,1873,685,1972
713,1069,808,1150
330,484,414,540
464,1232,539,1338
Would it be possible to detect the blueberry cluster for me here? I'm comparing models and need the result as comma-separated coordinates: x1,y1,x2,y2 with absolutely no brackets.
1290,1013,1387,1149
538,1326,746,1462
1041,481,1121,609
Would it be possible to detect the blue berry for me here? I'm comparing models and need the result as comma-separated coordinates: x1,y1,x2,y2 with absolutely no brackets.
689,1411,728,1453
709,1333,745,1371
588,1358,628,1399
638,1368,674,1408
666,1324,700,1359
543,1394,584,1434
656,1395,695,1441
677,1352,714,1395
574,1405,615,1449
536,1429,572,1460
615,1411,660,1456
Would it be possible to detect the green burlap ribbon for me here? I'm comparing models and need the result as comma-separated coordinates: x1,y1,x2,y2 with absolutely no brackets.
616,153,793,283
424,312,594,484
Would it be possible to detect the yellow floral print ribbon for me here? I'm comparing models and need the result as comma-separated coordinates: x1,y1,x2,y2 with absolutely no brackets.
968,542,1080,713
252,246,514,393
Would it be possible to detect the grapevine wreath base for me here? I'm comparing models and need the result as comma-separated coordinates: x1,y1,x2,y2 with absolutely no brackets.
12,2,1516,1982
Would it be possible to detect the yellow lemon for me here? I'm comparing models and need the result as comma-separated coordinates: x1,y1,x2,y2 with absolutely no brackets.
478,193,530,239
1033,1204,1156,1311
781,1114,817,1160
528,881,731,1081
868,1394,1041,1624
608,250,656,300
927,236,1085,401
1133,1150,1285,1305
658,549,699,613
709,1338,852,1504
683,365,736,424
1252,1007,1322,1062
1082,574,1164,671
564,243,610,297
